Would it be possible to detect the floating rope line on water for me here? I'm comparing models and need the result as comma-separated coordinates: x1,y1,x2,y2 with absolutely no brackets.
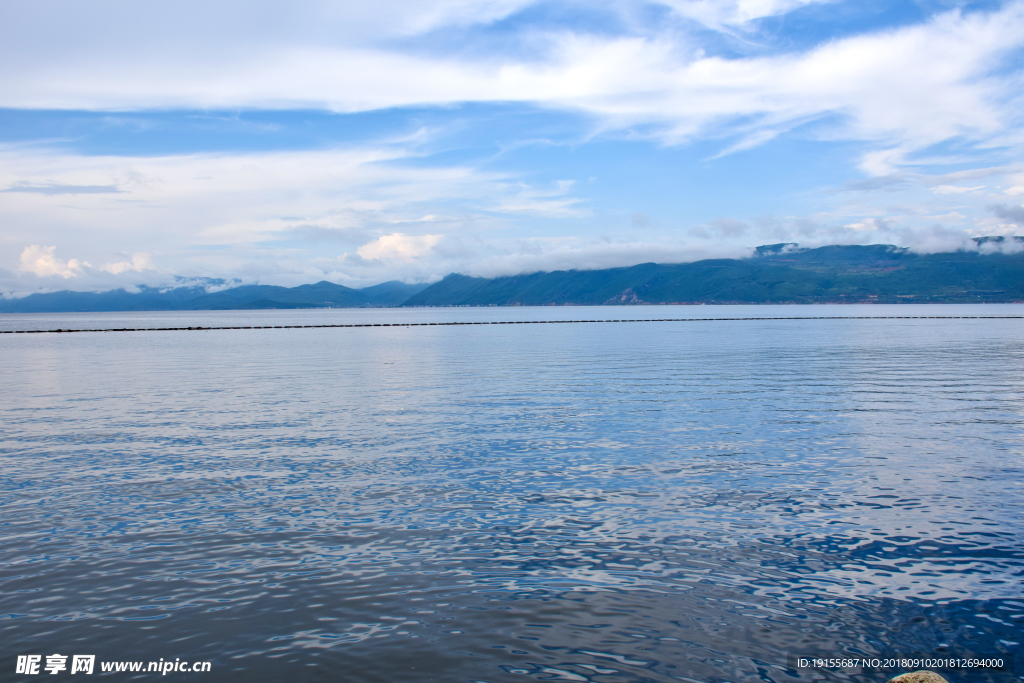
1,315,1022,334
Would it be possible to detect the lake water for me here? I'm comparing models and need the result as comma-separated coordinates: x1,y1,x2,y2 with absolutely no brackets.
1,305,1022,682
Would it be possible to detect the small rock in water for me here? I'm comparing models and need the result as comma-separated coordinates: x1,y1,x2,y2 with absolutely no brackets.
887,671,949,683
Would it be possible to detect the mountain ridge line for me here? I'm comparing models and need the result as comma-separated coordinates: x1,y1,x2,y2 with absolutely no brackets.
3,241,1024,312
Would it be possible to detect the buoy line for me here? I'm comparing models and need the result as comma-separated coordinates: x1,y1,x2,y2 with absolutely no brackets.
1,315,1021,334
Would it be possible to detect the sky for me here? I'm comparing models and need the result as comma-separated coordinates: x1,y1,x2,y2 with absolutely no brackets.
2,0,1024,295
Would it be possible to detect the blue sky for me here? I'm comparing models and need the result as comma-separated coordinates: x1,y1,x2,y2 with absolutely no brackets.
2,0,1023,294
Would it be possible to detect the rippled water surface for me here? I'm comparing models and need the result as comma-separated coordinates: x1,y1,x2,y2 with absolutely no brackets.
1,305,1022,682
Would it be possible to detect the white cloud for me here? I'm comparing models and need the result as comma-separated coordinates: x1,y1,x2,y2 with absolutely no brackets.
1,1,1021,171
843,218,885,232
490,179,589,217
318,235,753,283
14,244,158,284
932,184,985,194
357,233,443,261
657,0,835,27
101,253,154,274
18,245,87,278
685,212,993,255
1002,172,1024,197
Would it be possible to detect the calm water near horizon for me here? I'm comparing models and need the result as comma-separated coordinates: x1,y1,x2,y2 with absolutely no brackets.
1,302,1023,332
1,305,1022,682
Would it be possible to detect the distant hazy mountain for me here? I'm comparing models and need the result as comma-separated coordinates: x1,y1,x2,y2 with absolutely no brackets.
0,280,429,313
3,241,1023,313
403,241,1024,306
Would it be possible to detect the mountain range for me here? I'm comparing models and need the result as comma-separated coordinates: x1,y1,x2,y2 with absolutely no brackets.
404,241,1024,306
0,279,429,313
3,240,1023,313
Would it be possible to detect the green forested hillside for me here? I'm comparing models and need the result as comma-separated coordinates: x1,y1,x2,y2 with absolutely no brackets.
403,244,1024,306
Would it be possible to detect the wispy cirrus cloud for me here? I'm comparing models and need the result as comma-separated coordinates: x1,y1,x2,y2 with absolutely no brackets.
2,1,1022,168
1,182,122,195
657,0,837,27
